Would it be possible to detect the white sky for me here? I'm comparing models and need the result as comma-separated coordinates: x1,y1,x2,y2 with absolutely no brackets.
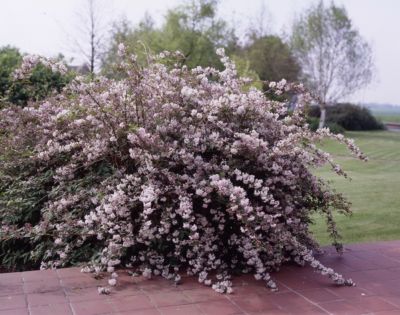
0,0,399,105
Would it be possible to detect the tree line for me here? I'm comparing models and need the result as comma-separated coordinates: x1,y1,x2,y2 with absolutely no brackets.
0,0,374,128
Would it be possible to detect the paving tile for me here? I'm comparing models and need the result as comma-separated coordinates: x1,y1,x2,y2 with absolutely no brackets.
296,288,343,303
0,284,24,297
381,295,400,308
0,295,26,311
27,290,67,307
133,276,172,286
318,300,362,315
23,278,61,294
110,285,143,298
108,294,154,313
177,277,204,290
1,241,400,315
371,310,400,315
60,275,106,289
382,247,400,260
29,303,73,315
323,263,355,275
0,273,23,284
286,308,327,315
0,309,29,315
349,295,399,313
344,243,374,252
112,273,135,287
246,311,289,315
229,293,282,313
148,291,192,307
116,309,160,315
56,267,83,279
361,280,400,296
230,276,280,295
350,252,400,269
22,270,58,283
387,266,400,275
196,299,243,315
65,286,106,302
230,284,271,296
108,275,143,297
136,279,181,293
338,255,383,271
359,269,400,285
276,274,333,291
70,299,114,315
265,291,329,314
182,288,227,302
327,285,373,299
158,304,204,315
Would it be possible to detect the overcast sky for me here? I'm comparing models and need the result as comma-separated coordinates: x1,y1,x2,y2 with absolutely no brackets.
0,0,399,105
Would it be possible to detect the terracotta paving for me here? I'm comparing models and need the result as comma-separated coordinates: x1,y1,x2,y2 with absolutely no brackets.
1,241,400,315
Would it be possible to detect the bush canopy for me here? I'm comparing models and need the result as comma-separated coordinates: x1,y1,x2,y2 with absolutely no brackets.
0,46,365,293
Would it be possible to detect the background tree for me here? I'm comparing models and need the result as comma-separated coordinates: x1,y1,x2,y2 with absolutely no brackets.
102,0,237,74
244,35,300,89
72,0,108,76
0,46,21,100
308,103,383,131
0,47,71,107
230,54,262,90
291,1,374,128
101,14,164,76
161,0,237,68
245,1,273,43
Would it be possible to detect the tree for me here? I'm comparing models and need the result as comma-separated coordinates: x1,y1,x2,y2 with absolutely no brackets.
101,14,164,76
245,1,273,42
308,103,384,131
7,58,71,106
102,0,237,74
291,1,374,128
72,0,108,76
230,54,263,90
245,35,300,88
0,47,71,106
0,46,21,99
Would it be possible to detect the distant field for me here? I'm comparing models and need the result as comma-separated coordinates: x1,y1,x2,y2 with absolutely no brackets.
311,131,400,245
374,114,400,123
370,108,400,123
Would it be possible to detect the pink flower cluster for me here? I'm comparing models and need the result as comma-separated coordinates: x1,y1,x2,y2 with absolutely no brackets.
0,46,366,293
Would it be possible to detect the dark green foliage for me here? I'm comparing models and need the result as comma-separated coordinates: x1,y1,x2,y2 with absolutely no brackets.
0,163,54,271
307,116,345,134
0,132,116,271
325,122,346,134
0,46,21,98
0,169,53,226
307,116,320,131
245,35,300,85
0,46,72,106
7,63,72,106
308,104,384,131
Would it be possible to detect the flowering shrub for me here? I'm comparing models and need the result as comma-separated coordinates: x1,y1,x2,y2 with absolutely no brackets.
0,46,365,292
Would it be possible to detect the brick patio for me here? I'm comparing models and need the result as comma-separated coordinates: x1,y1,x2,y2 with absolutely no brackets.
1,241,400,315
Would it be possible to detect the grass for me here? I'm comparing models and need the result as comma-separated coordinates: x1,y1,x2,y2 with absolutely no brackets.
375,114,400,123
311,131,400,245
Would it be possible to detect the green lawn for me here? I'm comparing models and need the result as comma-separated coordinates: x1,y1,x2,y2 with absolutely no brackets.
311,131,400,245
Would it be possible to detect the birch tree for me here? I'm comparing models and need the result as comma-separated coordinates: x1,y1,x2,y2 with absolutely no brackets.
291,1,373,128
